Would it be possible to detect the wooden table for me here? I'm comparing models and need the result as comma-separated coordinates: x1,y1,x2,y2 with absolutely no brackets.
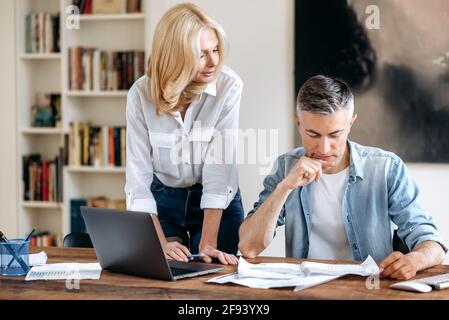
1,247,448,300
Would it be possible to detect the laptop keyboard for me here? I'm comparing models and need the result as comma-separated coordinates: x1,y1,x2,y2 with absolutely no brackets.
416,273,449,289
170,267,196,277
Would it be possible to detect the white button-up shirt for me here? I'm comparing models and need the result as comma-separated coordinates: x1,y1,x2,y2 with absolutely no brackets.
125,65,243,214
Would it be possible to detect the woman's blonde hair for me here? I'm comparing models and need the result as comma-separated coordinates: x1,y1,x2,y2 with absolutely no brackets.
147,3,227,114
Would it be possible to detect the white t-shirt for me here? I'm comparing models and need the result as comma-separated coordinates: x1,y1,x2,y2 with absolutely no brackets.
307,168,353,260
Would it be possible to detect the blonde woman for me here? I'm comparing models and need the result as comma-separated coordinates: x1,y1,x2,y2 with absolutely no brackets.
125,3,243,265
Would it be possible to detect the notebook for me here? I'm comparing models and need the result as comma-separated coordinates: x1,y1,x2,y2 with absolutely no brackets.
25,263,101,281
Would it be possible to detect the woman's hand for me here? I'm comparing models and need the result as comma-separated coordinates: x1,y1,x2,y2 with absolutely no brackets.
163,240,192,262
199,243,239,265
198,209,238,265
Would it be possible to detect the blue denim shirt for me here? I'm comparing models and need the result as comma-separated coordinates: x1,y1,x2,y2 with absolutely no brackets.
247,140,448,262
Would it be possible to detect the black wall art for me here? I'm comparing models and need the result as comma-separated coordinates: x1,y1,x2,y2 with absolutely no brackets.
295,0,449,162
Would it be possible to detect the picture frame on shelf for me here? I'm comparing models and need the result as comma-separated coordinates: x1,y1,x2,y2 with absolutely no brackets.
30,93,61,128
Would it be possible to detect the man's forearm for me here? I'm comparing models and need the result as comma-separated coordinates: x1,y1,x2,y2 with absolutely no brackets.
238,181,293,258
409,241,446,271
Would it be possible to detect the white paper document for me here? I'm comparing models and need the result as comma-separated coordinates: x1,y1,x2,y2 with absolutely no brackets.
207,255,379,291
208,271,339,290
301,255,379,277
25,263,102,281
29,251,48,266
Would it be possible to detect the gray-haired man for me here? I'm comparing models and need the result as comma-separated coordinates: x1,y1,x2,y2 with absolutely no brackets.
239,75,447,281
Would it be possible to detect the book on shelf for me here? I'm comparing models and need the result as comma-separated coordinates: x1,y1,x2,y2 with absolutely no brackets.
30,231,61,247
73,0,142,14
31,93,61,128
70,197,126,233
25,12,60,54
68,121,126,167
126,0,141,13
70,198,87,233
68,47,145,91
22,152,64,203
93,0,126,14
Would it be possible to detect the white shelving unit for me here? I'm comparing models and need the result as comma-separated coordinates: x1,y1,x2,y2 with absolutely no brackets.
16,0,64,244
78,13,145,21
20,53,62,60
21,127,63,135
66,90,128,97
21,201,62,209
16,0,151,244
66,166,126,173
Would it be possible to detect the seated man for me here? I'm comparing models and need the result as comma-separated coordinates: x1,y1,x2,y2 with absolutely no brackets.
239,75,447,281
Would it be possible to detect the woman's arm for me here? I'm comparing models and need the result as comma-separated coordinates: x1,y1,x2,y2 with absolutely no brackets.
201,80,242,212
199,79,243,265
125,86,158,214
198,209,239,265
125,85,191,261
151,214,191,262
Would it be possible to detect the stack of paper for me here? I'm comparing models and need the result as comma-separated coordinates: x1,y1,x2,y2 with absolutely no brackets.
207,255,379,291
29,251,48,266
25,263,102,281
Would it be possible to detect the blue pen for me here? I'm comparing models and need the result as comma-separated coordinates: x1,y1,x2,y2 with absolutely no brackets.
187,253,206,260
23,228,36,243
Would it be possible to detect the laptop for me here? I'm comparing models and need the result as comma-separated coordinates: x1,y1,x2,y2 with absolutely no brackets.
80,206,224,280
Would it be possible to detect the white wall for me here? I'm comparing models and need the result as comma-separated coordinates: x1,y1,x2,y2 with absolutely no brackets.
408,165,449,264
186,0,295,257
148,0,295,256
0,0,18,237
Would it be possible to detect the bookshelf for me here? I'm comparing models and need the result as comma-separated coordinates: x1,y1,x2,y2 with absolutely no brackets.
16,0,150,246
16,0,63,246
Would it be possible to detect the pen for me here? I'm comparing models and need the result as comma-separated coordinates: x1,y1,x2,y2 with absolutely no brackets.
23,228,36,243
0,230,8,242
187,253,206,260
